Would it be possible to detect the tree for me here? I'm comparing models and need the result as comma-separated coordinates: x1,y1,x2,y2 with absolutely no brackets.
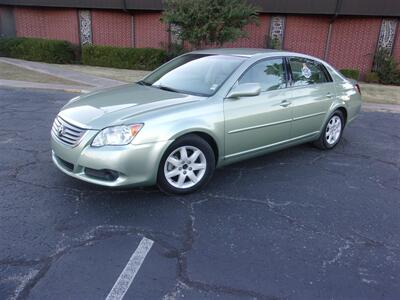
162,0,259,49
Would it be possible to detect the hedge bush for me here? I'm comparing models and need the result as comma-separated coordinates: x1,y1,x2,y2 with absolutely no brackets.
364,72,380,84
373,48,400,85
340,69,360,81
0,37,76,64
82,45,167,70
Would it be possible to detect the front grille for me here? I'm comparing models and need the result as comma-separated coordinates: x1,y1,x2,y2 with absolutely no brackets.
52,116,86,147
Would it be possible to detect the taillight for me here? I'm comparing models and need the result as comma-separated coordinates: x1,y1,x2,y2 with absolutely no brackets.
355,83,361,95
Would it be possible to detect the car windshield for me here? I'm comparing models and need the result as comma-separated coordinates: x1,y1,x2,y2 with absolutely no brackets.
140,54,246,96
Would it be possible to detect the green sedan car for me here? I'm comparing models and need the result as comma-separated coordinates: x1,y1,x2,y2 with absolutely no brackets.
51,48,362,194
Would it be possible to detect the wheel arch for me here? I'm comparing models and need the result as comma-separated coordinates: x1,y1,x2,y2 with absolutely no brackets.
336,106,348,125
171,130,220,165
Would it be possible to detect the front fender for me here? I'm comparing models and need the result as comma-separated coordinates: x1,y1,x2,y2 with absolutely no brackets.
168,123,225,164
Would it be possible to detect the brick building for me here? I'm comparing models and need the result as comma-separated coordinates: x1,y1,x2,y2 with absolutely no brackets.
0,0,399,77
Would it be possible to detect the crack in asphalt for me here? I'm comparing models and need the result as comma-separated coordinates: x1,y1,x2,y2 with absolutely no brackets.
162,197,279,300
1,269,40,300
1,224,181,299
322,240,352,268
1,198,277,300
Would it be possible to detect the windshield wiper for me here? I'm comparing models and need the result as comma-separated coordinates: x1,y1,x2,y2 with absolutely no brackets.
137,80,151,86
153,84,180,93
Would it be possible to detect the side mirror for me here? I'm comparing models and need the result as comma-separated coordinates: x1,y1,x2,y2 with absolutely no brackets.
226,83,261,99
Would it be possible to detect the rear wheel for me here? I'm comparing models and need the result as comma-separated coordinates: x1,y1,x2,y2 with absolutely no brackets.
157,135,215,194
314,110,344,150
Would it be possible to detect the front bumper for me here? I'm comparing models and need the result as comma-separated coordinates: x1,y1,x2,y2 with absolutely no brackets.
51,130,172,187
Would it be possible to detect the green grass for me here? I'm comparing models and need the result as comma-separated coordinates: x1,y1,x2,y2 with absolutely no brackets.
0,61,88,86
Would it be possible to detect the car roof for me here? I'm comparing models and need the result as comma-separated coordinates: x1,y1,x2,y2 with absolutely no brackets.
190,48,321,60
188,48,343,80
190,48,281,57
189,48,335,68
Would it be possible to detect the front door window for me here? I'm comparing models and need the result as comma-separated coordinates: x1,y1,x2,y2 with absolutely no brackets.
238,58,287,92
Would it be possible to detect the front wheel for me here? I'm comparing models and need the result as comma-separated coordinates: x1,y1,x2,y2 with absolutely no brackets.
314,110,345,150
157,135,215,195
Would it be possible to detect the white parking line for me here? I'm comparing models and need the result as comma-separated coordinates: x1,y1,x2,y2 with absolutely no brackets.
106,237,154,300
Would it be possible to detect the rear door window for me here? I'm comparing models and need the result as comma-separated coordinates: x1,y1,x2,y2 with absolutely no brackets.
288,57,331,87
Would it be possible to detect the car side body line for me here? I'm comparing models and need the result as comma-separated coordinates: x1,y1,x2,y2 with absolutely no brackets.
224,131,320,159
228,118,293,134
292,111,327,121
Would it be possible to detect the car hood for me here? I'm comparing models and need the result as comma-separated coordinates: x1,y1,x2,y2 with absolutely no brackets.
59,83,203,129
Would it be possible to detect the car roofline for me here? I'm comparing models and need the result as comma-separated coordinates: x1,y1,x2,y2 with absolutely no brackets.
188,48,325,62
188,48,346,82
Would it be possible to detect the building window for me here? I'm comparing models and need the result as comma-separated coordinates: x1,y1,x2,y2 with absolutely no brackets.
79,10,92,45
268,16,286,49
377,18,398,54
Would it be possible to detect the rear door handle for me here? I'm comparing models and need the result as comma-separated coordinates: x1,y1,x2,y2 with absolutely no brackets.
280,100,291,107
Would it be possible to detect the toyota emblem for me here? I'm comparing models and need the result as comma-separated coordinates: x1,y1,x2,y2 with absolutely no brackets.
58,124,65,137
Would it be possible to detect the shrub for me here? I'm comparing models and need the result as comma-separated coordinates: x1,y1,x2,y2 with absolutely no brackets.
265,35,281,50
162,0,259,48
373,48,400,85
364,72,380,84
161,42,186,61
0,37,76,64
339,69,360,81
82,45,167,70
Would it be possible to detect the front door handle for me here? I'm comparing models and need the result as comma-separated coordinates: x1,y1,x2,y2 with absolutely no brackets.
326,93,334,99
280,100,291,107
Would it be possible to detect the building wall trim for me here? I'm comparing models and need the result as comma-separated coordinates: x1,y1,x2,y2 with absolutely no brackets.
0,0,399,17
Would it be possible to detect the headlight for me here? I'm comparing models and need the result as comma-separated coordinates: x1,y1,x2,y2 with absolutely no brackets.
91,124,143,147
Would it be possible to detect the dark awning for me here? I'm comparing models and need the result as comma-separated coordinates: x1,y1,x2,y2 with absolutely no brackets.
0,0,399,17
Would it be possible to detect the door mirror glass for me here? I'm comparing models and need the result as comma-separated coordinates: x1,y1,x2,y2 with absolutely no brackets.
226,83,261,99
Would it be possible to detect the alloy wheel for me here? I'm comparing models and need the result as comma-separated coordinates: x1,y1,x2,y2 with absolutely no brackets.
163,145,207,189
325,115,342,145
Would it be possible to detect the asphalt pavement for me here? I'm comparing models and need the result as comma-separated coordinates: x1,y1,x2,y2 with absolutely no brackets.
0,87,399,300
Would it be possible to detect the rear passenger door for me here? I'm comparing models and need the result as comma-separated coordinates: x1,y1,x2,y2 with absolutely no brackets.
287,57,335,138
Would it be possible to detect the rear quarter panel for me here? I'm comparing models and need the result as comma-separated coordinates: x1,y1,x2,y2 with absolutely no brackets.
333,80,362,124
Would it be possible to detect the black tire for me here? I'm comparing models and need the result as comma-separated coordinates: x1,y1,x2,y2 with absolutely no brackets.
313,110,345,150
157,134,215,195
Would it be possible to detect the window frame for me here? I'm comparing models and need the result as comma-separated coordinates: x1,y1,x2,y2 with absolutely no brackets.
285,56,333,87
235,56,291,93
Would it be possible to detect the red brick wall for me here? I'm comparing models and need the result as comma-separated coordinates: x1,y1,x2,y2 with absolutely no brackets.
92,10,132,47
326,17,381,75
283,16,330,59
134,12,168,48
225,14,270,48
393,24,400,63
0,6,5,32
9,7,390,75
14,7,79,44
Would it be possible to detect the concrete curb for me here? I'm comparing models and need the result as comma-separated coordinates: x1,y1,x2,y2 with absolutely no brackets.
362,102,400,114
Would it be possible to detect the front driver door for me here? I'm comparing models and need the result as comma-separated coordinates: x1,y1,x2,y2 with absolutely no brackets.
224,57,293,159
